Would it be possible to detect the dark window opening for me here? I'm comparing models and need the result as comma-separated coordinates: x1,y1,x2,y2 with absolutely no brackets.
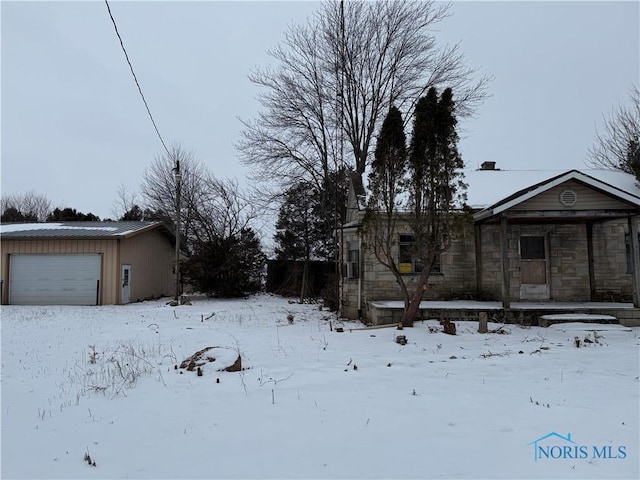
398,234,440,274
520,236,545,260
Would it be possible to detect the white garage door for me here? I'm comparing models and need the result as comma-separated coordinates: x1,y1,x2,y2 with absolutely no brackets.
9,254,101,305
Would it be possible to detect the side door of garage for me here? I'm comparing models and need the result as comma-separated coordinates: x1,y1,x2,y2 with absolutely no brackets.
9,254,101,305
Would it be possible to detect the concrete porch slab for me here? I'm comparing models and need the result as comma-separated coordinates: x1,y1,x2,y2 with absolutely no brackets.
365,300,640,327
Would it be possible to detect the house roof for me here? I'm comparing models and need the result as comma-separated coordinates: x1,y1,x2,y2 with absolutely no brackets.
349,171,367,210
469,169,640,221
342,167,640,228
0,221,174,240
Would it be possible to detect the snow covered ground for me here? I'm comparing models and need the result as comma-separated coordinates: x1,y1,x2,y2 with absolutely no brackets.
1,294,638,479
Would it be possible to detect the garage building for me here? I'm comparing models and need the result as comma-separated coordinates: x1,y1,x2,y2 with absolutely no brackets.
1,221,175,305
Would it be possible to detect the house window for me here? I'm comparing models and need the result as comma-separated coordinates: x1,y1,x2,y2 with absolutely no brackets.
344,241,359,278
520,236,545,259
398,234,441,274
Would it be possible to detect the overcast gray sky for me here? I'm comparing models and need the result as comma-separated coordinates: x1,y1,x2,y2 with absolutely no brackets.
2,1,638,221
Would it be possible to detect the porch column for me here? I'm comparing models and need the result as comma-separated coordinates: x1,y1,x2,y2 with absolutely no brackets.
500,215,510,309
628,215,640,307
586,221,596,301
475,224,483,298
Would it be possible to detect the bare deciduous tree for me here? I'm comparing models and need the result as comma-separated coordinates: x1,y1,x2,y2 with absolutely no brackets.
1,191,52,222
189,177,258,244
140,145,257,252
111,183,139,220
238,20,336,188
238,0,490,189
588,85,640,177
140,145,206,247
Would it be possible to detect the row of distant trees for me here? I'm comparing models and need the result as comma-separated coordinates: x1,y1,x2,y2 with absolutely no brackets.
1,193,100,223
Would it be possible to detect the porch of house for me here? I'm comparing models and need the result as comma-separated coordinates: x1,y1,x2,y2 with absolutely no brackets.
366,300,640,327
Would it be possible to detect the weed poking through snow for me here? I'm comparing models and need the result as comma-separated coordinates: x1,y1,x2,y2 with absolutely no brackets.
84,449,96,467
530,396,551,408
68,341,168,399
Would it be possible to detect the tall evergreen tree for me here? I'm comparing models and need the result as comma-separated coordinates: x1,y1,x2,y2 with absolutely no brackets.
366,106,408,289
369,106,407,214
275,170,349,264
275,181,321,262
274,176,344,301
402,87,466,325
364,89,466,327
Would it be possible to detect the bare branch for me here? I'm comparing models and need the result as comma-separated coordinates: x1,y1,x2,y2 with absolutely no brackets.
587,85,640,174
111,183,138,220
139,145,259,252
1,191,52,222
238,0,490,190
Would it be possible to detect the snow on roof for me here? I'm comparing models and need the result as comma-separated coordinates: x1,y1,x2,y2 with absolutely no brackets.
463,168,640,210
346,167,640,226
0,223,118,234
0,221,163,239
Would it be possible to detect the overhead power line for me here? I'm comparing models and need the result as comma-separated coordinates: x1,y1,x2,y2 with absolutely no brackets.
103,0,170,157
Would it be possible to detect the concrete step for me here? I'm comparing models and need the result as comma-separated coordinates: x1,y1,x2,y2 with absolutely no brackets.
539,313,618,327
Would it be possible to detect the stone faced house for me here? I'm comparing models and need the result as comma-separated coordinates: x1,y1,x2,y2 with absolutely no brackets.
339,166,640,322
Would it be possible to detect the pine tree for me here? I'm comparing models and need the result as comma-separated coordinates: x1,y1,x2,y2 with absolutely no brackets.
274,181,318,262
627,138,640,181
368,106,407,214
274,178,340,301
364,90,466,327
366,106,409,297
1,207,27,223
182,228,265,297
401,87,465,326
47,207,100,222
121,205,143,221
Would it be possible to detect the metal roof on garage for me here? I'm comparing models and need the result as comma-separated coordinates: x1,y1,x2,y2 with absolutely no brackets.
0,221,173,240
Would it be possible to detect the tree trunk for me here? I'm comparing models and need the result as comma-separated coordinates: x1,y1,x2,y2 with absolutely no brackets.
400,281,427,327
299,259,309,303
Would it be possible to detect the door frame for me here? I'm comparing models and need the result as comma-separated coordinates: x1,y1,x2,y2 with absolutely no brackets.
121,264,131,304
519,233,551,300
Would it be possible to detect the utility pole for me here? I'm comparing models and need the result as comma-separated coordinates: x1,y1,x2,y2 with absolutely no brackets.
334,0,346,317
173,160,182,303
